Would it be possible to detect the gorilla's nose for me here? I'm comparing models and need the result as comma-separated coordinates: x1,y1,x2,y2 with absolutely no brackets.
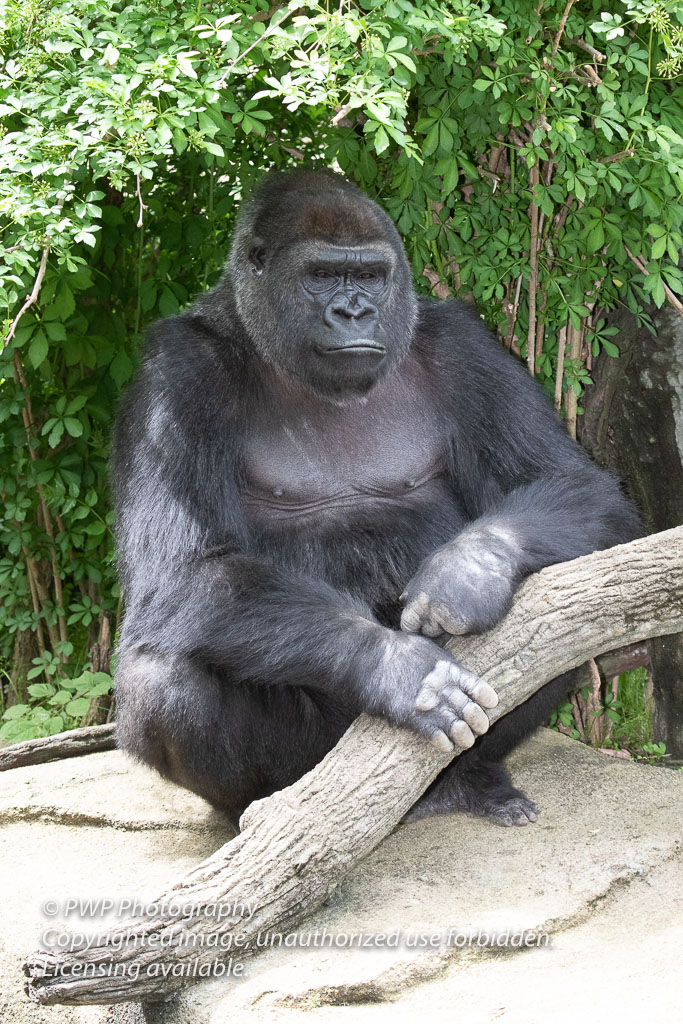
323,298,378,329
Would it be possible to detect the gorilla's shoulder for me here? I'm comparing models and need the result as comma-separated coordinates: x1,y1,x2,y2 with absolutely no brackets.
414,297,535,408
137,310,249,400
416,298,510,368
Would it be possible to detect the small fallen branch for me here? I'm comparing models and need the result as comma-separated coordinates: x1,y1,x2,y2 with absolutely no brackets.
0,724,115,772
24,528,683,1005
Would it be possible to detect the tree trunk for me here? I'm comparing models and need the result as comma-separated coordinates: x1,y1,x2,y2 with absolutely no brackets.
23,528,683,1006
7,627,38,707
581,306,683,755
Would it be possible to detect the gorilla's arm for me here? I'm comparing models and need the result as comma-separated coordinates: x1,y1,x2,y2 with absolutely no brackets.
113,320,496,752
401,305,641,638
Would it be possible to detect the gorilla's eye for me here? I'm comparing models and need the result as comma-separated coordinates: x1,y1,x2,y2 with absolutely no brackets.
359,272,376,280
313,270,333,279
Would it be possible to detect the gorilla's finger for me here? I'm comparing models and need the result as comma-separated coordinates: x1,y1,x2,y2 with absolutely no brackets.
421,618,443,637
400,607,422,632
400,592,431,633
448,720,475,748
453,670,499,709
429,729,455,753
431,604,472,637
415,660,451,709
462,702,490,735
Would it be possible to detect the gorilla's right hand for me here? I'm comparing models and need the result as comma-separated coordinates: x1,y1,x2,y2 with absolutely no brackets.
365,632,499,752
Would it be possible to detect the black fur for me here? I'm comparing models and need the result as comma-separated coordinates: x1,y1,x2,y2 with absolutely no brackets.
113,170,640,829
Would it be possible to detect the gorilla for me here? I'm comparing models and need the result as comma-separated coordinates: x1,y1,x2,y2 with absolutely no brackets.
113,168,639,829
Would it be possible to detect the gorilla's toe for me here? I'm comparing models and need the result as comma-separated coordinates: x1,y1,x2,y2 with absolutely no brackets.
485,795,540,827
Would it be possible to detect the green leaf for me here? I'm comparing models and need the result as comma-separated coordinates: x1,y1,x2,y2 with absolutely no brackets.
65,698,90,718
45,321,67,341
63,417,83,437
110,351,134,388
2,705,29,720
177,57,197,78
27,684,54,699
392,51,416,73
28,331,49,369
53,286,76,319
650,235,667,260
387,35,408,51
443,160,459,194
66,395,88,414
48,422,65,448
373,125,390,155
422,124,439,158
652,275,666,307
439,124,453,154
63,336,83,366
159,287,179,316
587,222,604,253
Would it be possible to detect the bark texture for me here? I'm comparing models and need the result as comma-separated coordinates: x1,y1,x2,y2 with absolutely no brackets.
23,528,683,1006
581,306,683,754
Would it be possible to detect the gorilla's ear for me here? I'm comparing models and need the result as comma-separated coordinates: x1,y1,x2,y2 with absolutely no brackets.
248,243,268,275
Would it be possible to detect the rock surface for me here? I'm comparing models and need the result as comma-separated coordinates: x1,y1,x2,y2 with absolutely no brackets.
1,729,681,1023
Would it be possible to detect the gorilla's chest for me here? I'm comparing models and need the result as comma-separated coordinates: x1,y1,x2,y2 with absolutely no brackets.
241,367,448,526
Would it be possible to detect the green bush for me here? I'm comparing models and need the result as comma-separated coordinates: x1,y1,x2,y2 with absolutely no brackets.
1,0,681,737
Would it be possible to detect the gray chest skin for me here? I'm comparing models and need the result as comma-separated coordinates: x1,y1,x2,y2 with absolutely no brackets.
242,355,450,527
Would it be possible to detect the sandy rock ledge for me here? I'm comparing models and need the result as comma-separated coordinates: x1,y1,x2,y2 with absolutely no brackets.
1,728,681,1024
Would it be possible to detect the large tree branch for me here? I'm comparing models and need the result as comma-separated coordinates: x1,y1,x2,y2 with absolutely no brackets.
24,528,683,1005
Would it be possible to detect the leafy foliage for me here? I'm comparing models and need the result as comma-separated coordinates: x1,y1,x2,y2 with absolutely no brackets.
550,666,667,760
1,0,681,739
0,669,113,743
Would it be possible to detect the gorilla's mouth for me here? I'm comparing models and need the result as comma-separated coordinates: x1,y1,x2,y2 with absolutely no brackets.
314,341,386,358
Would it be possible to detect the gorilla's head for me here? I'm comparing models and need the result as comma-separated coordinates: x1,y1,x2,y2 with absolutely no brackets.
227,169,418,398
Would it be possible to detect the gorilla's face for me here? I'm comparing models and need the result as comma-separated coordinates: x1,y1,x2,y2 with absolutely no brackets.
249,239,402,395
229,171,418,398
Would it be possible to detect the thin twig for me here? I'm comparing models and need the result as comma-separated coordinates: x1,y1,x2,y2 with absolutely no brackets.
554,324,567,412
598,149,635,164
565,37,606,62
216,8,293,87
582,64,603,86
527,162,540,377
553,194,574,235
564,321,584,438
14,353,68,648
3,245,49,348
504,273,524,350
584,658,604,745
535,288,547,367
22,549,47,658
331,103,353,126
551,1,575,63
569,693,586,741
135,175,147,230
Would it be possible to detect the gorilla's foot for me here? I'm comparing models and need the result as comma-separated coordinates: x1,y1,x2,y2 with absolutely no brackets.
405,756,540,827
479,792,539,827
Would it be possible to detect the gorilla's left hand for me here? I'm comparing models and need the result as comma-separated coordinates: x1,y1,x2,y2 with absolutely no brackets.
400,524,523,638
